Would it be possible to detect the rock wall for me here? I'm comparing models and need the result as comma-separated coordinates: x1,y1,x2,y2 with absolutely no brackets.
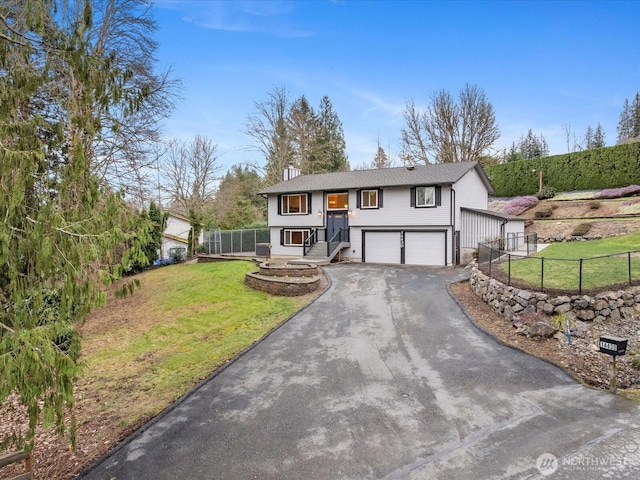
469,267,640,323
244,272,320,296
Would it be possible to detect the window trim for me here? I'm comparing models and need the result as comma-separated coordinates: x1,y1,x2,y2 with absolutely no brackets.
410,185,442,208
360,189,379,209
279,193,310,215
416,186,435,207
326,192,349,211
282,229,311,246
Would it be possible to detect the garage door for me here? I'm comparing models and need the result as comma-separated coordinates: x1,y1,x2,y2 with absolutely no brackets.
364,232,401,264
404,231,446,266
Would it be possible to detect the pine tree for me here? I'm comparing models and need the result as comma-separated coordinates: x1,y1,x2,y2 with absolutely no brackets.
315,95,349,173
593,123,606,148
518,130,549,159
584,125,594,149
288,95,319,173
632,93,640,140
617,99,632,143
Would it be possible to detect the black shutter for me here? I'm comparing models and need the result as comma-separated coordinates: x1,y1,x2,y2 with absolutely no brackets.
277,194,282,215
356,190,362,209
378,189,383,208
307,192,312,215
410,187,416,207
435,186,442,206
280,229,285,246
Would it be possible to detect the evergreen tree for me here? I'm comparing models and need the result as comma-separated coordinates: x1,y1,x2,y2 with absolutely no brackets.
633,93,640,139
0,0,158,450
372,146,390,169
288,95,319,173
502,142,524,163
584,125,594,149
617,94,640,144
518,130,549,159
214,165,266,229
314,95,349,172
592,123,606,148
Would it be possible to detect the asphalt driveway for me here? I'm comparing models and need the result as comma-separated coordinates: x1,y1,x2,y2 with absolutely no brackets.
79,264,640,479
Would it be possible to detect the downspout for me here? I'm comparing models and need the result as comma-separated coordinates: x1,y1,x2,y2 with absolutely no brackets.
500,218,508,250
450,186,456,265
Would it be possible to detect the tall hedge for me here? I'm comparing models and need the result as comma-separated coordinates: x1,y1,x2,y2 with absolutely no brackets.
485,142,640,197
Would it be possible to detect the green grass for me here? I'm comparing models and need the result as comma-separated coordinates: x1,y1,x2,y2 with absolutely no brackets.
80,261,310,427
504,231,640,291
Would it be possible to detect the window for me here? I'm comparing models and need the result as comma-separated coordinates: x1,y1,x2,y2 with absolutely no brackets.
416,186,435,207
280,193,308,215
411,185,441,208
283,229,310,246
360,190,378,209
327,192,349,210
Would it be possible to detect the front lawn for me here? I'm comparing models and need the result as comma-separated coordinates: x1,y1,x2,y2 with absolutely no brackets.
504,231,640,291
79,260,310,428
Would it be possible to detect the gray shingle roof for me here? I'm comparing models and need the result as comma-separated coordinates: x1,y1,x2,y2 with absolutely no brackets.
258,162,494,194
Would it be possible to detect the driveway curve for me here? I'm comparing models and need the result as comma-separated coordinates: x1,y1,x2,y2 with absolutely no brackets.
79,264,640,479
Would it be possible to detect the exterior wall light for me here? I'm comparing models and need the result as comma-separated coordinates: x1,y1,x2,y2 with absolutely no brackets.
317,210,323,216
348,209,353,216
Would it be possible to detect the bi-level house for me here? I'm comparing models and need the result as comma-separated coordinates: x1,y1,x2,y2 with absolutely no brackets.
258,162,523,266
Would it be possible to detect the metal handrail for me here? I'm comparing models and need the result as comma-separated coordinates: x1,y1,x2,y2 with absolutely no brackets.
303,229,318,256
327,228,350,257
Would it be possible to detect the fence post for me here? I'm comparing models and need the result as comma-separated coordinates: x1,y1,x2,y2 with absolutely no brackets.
579,258,583,295
508,253,511,286
489,248,493,277
629,252,632,286
540,257,544,292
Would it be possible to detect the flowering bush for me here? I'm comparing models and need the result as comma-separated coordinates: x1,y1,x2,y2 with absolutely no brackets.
597,185,640,199
503,196,539,216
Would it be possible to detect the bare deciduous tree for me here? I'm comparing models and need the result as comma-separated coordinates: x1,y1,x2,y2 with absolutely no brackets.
162,135,222,249
401,84,500,164
245,86,294,186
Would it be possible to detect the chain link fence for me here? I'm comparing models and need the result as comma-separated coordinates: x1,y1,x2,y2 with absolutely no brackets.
202,228,270,255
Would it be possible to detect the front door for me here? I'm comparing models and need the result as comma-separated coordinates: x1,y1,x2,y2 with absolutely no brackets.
327,211,349,241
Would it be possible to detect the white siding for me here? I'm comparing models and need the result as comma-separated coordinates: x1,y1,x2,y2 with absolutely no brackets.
453,169,490,228
165,215,191,238
267,193,325,228
350,186,451,227
161,237,187,260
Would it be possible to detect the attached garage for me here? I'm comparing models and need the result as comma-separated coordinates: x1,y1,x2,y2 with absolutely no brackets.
363,230,447,266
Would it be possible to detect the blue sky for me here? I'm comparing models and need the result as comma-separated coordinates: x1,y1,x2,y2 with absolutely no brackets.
152,0,640,172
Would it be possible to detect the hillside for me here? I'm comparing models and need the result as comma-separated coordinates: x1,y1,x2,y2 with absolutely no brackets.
489,195,640,240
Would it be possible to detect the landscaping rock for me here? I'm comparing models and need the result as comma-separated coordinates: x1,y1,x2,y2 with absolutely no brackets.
530,322,558,338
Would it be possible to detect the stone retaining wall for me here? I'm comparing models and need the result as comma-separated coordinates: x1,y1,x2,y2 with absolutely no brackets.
244,272,320,296
257,263,319,278
470,267,640,323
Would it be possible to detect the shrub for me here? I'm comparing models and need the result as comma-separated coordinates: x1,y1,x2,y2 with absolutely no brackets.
503,196,539,216
534,208,552,218
598,185,640,199
572,223,592,236
549,313,573,331
589,201,601,209
535,185,556,200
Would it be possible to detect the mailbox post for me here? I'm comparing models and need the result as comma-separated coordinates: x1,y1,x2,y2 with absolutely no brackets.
599,335,628,393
